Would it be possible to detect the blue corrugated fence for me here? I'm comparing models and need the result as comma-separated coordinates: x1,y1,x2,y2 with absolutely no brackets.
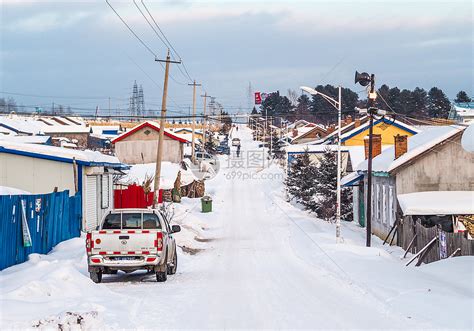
0,190,82,270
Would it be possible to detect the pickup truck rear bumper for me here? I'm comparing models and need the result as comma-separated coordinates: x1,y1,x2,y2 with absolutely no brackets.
88,254,164,272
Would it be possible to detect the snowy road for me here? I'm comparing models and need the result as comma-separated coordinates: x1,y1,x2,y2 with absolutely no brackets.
1,125,472,329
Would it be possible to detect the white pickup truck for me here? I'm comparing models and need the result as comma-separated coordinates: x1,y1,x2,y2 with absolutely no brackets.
86,209,180,283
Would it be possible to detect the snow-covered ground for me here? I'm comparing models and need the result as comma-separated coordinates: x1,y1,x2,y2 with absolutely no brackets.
1,125,473,329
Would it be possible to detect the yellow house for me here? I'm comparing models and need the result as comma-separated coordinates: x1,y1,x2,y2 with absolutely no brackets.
173,128,204,140
341,117,419,146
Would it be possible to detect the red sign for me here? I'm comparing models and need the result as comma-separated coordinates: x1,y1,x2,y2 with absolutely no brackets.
255,92,262,105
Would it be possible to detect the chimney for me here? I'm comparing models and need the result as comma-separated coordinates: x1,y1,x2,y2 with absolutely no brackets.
394,134,408,159
364,134,382,160
354,118,361,128
292,128,298,138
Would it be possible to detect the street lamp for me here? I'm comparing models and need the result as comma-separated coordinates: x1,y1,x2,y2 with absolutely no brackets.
300,85,342,241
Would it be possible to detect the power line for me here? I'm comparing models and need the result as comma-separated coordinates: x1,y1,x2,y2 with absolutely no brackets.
0,91,127,101
140,0,195,83
105,0,157,58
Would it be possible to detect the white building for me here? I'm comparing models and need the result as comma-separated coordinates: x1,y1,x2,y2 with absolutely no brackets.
0,141,126,231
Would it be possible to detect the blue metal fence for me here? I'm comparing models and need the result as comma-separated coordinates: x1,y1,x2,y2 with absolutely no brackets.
0,190,82,270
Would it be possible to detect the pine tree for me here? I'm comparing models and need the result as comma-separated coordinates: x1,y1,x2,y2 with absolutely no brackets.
428,87,451,118
270,133,285,160
455,91,471,103
312,149,353,222
285,150,312,203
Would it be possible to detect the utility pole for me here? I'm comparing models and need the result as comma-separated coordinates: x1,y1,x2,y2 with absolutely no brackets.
354,71,377,247
188,80,201,163
153,50,181,207
201,93,212,159
365,74,376,247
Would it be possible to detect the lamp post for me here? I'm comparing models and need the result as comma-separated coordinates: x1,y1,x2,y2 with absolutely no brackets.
300,85,342,241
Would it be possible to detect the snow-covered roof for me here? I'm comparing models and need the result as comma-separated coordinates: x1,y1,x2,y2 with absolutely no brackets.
286,144,368,169
0,115,89,134
453,104,474,118
0,135,51,144
118,162,197,190
461,124,474,152
112,121,188,144
287,119,310,129
341,172,363,187
398,191,474,215
357,126,465,173
340,117,420,143
0,140,124,168
321,116,370,143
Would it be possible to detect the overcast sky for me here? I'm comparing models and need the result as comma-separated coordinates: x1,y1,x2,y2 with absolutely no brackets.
0,0,472,115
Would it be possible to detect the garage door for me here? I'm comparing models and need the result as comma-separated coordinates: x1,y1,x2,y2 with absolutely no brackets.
85,175,98,231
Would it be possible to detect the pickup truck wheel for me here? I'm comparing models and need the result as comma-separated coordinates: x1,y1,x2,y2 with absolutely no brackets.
167,251,178,275
156,270,167,282
90,271,102,283
156,256,168,282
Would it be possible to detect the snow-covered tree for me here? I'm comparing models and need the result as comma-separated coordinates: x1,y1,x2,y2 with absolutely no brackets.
270,133,285,160
285,150,314,207
312,149,352,222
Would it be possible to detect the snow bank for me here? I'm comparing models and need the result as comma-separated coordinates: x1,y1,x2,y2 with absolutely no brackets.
118,162,196,190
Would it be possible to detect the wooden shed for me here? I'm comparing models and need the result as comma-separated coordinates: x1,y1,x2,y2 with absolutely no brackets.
111,121,188,165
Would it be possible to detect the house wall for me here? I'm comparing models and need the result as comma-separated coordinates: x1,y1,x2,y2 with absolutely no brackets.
395,136,474,194
0,153,76,195
114,127,184,164
344,123,416,146
364,175,398,240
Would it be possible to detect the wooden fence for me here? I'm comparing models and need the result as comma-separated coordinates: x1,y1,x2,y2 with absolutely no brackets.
398,216,474,265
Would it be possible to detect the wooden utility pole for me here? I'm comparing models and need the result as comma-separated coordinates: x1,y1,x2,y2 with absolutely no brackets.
201,93,212,159
153,50,181,207
365,74,377,247
188,80,201,163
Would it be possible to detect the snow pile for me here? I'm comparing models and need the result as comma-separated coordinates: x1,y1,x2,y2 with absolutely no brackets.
119,162,197,190
398,191,474,215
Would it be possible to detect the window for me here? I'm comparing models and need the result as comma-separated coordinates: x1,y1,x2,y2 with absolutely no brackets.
389,186,394,226
122,213,142,229
382,185,387,225
143,213,161,229
101,175,109,209
102,213,121,229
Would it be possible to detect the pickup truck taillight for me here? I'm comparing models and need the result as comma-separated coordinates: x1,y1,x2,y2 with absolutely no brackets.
155,232,163,251
86,233,93,254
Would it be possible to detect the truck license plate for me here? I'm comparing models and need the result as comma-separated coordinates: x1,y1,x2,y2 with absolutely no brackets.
116,257,136,261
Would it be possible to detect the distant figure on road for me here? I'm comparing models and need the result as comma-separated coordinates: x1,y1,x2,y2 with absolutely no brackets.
236,126,239,131
236,144,241,157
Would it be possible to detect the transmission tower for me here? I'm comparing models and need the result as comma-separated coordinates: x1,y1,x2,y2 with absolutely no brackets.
129,80,139,117
138,85,145,116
